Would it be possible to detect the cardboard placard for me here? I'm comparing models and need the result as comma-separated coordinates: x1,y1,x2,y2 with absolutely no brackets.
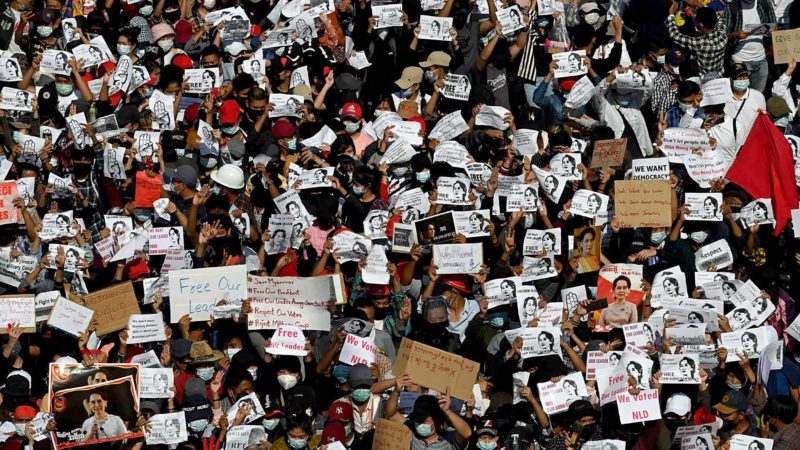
773,28,800,65
374,419,412,450
614,180,672,228
82,281,141,335
394,338,480,400
590,139,627,168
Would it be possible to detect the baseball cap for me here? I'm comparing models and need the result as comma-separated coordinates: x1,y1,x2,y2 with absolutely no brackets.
172,338,192,360
347,363,372,388
292,84,313,102
714,390,747,415
328,401,353,422
665,393,692,416
767,97,791,118
729,63,748,79
341,102,362,121
395,66,424,89
168,165,198,187
184,103,201,123
476,419,499,437
13,405,37,420
420,51,451,68
175,20,193,44
171,54,193,70
219,100,241,126
579,2,600,13
271,120,298,140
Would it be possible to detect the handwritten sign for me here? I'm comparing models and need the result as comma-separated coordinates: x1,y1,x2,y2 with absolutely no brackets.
247,274,346,330
339,334,377,366
0,181,21,225
169,265,248,323
773,28,800,65
265,326,306,356
591,139,627,168
616,389,661,424
47,297,94,336
0,296,35,333
432,243,483,274
82,282,141,335
394,338,480,400
127,314,167,344
661,128,710,162
374,419,412,450
614,180,672,228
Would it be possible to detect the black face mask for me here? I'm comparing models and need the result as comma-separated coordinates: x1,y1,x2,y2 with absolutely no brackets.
374,306,392,320
664,417,689,432
163,10,180,22
73,162,92,178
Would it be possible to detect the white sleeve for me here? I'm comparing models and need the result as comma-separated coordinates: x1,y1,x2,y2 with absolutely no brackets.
771,73,797,115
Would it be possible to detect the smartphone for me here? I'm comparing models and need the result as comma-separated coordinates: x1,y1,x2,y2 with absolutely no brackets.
585,298,609,312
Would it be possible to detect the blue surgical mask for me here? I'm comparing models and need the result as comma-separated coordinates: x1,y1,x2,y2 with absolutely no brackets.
139,4,153,15
344,424,352,436
196,367,214,381
345,122,361,133
288,437,308,449
425,70,438,82
56,83,74,96
616,94,632,107
775,116,790,128
15,423,26,436
678,102,692,112
476,440,498,450
651,230,667,244
352,186,365,196
489,317,505,328
225,348,241,358
416,171,431,183
726,380,743,390
188,419,208,433
415,423,434,437
287,138,298,151
175,148,186,157
401,87,415,98
732,79,750,92
12,131,23,143
351,388,371,403
117,44,132,55
222,125,239,135
37,26,53,37
263,418,280,430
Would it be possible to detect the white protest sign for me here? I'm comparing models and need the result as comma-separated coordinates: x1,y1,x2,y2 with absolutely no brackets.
694,239,734,272
564,76,594,109
0,296,35,331
419,15,452,41
442,74,471,101
429,110,469,141
140,368,175,399
685,193,723,221
47,297,94,336
148,227,185,255
339,333,377,366
700,78,732,107
248,274,344,330
265,326,307,356
34,291,60,321
226,393,266,426
659,354,700,384
729,436,773,450
631,157,669,181
682,151,726,188
362,245,390,285
537,372,588,415
661,128,710,163
553,50,587,78
127,314,167,344
616,389,661,424
433,243,482,274
145,412,188,445
168,265,248,322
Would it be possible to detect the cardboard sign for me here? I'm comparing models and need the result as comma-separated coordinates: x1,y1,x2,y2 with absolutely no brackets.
374,419,412,450
394,338,480,400
614,180,672,228
134,172,163,208
247,274,346,330
0,295,36,333
265,326,306,356
127,314,167,344
591,139,627,168
616,389,661,424
338,334,377,366
168,265,248,323
773,28,800,65
0,181,21,225
83,282,141,335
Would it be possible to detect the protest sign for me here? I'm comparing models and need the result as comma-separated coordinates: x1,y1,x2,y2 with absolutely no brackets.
564,76,594,109
226,393,266,426
332,230,373,263
590,139,627,168
682,151,726,188
82,281,141,335
582,441,627,450
413,211,457,244
265,326,307,356
550,153,582,180
131,350,162,368
433,243,483,274
127,314,167,344
248,274,346,330
428,110,470,141
623,322,657,349
0,57,22,81
419,15,452,40
773,28,800,65
145,412,187,445
570,190,609,218
374,419,412,450
47,297,94,337
140,368,175,399
740,198,774,227
553,50,587,78
616,69,653,90
453,209,491,238
395,338,480,400
339,333,377,366
597,264,645,305
0,296,35,333
686,193,723,221
169,265,248,322
391,222,417,253
147,227,185,255
522,228,561,256
661,128,710,162
433,141,471,169
521,256,557,281
0,181,21,225
34,291,60,321
660,354,701,384
442,74,471,101
363,245,390,285
616,389,661,424
537,372,588,415
614,180,672,228
134,172,162,208
700,78,733,106
631,157,669,181
730,435,774,450
720,326,773,362
694,239,734,272
586,351,618,380
513,129,540,155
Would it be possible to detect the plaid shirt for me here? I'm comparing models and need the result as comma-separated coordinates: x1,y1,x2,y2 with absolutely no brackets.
725,0,776,35
665,14,728,75
651,71,678,113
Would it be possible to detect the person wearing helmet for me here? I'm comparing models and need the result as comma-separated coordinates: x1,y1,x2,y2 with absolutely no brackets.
209,164,256,241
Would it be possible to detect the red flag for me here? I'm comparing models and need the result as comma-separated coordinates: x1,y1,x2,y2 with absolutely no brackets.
725,114,799,236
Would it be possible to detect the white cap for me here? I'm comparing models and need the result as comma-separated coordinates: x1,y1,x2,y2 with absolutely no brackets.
665,393,692,416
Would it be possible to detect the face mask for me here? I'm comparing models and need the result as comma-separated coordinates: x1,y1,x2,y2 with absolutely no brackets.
523,213,535,228
689,230,709,244
686,76,701,84
278,374,298,390
73,163,92,178
204,157,218,169
415,423,434,437
425,70,438,82
344,424,352,436
158,39,174,52
416,171,431,183
188,419,208,433
288,438,308,449
37,26,53,37
651,230,667,244
401,87,416,98
678,102,692,112
222,126,239,135
373,109,388,117
139,5,153,15
175,148,186,157
489,317,505,328
584,12,600,24
12,131,23,143
775,116,790,128
352,186,365,196
225,348,241,358
345,122,361,133
15,423,26,436
615,93,632,107
56,83,74,95
196,367,214,381
204,0,216,7
654,54,666,65
536,19,549,27
248,368,259,381
263,418,280,430
117,44,132,55
351,388,371,403
726,380,743,390
476,441,497,450
286,138,298,151
393,167,408,177
732,79,750,92
0,155,7,163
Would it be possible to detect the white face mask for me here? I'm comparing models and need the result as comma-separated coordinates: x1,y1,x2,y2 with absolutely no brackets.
277,374,298,390
203,0,216,7
651,230,667,244
158,39,174,52
225,348,241,358
584,12,600,24
689,230,709,244
263,418,280,430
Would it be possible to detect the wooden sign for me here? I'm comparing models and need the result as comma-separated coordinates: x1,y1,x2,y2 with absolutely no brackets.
374,419,412,450
773,28,800,65
614,180,672,228
590,138,627,168
394,338,480,400
82,281,141,335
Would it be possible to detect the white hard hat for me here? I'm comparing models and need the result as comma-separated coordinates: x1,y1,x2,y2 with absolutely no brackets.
210,164,245,190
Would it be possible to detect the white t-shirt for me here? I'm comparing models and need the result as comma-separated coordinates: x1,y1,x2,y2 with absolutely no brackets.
81,413,128,440
732,0,766,62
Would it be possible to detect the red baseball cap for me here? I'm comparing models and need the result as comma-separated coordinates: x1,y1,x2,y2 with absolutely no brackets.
172,54,194,70
366,284,390,297
341,102,362,121
184,103,201,123
271,120,298,140
328,401,353,422
124,258,150,280
440,275,470,294
408,116,426,134
219,100,241,126
14,405,37,420
558,77,578,91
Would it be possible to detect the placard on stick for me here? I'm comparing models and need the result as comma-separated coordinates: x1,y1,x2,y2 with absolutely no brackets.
773,28,800,65
374,419,412,450
394,338,480,400
82,281,141,335
590,139,627,168
614,180,672,228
